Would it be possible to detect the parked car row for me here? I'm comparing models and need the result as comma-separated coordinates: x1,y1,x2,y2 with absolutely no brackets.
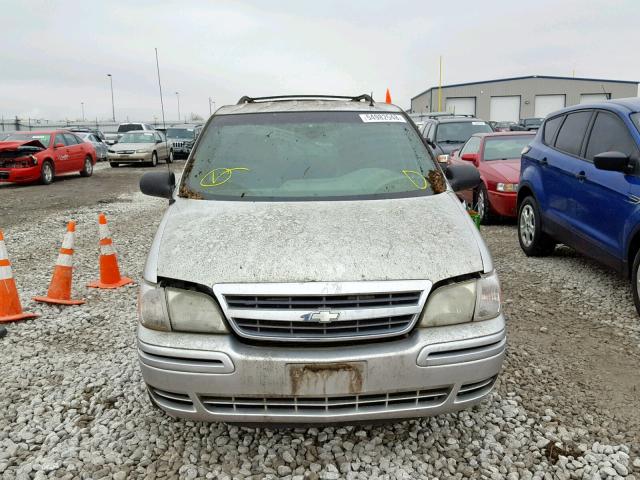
0,119,204,184
0,130,96,185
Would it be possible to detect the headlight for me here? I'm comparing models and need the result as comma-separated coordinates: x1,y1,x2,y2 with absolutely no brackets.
138,281,228,333
419,271,501,327
107,149,115,153
138,281,170,331
475,271,502,321
166,287,227,333
136,149,150,154
496,183,518,192
437,154,449,163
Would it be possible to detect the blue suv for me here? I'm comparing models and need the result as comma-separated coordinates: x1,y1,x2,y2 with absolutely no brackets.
518,98,640,314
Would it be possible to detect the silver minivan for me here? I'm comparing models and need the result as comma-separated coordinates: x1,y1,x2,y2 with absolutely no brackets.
137,95,505,424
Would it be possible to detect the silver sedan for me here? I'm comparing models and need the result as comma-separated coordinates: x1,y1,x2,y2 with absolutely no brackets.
77,132,108,161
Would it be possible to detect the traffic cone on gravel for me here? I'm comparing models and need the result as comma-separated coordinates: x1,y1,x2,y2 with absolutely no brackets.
34,221,85,306
0,230,39,323
87,213,133,289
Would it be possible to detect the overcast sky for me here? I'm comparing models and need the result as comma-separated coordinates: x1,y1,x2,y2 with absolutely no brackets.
2,0,638,122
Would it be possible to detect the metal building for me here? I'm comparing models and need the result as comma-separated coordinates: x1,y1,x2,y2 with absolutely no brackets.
410,75,638,122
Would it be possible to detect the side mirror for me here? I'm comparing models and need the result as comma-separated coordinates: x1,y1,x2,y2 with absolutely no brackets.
140,171,176,200
461,153,478,163
446,163,481,192
155,139,162,144
594,151,631,173
54,143,65,149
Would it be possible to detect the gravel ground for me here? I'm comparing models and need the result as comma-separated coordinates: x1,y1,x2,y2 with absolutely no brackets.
1,168,639,479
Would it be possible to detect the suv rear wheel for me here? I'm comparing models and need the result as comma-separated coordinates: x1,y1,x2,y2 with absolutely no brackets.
518,196,556,256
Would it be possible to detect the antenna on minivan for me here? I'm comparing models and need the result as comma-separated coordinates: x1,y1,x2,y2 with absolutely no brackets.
154,48,171,173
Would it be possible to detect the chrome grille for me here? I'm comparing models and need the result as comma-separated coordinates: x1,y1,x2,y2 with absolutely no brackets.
225,292,422,309
234,314,414,338
213,281,431,343
172,141,185,148
118,150,135,154
200,386,449,415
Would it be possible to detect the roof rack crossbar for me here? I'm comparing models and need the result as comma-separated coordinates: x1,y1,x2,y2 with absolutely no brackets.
236,94,374,105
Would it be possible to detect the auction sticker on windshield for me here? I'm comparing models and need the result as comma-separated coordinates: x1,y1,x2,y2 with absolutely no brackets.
359,113,406,123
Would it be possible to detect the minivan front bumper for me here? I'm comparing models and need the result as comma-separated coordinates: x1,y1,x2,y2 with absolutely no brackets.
137,315,506,424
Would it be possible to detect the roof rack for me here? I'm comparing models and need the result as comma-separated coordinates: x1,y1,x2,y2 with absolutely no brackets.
236,94,374,105
425,112,476,119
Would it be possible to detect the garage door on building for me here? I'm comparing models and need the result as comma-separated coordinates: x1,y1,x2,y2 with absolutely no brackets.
490,96,520,122
534,95,566,118
445,97,475,116
580,93,609,104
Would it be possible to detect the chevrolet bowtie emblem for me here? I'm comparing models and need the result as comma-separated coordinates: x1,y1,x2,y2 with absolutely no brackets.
305,310,340,323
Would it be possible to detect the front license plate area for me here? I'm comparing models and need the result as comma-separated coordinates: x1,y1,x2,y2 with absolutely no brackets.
287,362,367,396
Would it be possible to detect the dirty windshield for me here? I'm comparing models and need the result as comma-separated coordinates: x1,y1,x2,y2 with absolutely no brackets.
180,111,441,200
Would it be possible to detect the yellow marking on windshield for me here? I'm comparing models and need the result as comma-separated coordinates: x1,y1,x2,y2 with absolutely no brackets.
200,167,250,187
402,170,429,190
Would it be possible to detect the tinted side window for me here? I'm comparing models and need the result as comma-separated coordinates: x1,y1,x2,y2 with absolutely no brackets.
543,116,564,145
554,111,592,157
585,112,639,161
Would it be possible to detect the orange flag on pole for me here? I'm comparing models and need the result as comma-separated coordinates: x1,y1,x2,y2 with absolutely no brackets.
385,88,392,104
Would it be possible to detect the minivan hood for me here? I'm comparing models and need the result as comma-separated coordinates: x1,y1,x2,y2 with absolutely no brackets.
153,192,484,285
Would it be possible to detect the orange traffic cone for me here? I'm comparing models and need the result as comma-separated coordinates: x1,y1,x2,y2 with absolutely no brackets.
0,230,38,323
87,213,133,289
385,88,392,104
34,221,85,305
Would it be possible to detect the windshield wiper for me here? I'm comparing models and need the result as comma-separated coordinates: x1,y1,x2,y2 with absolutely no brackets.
439,140,465,144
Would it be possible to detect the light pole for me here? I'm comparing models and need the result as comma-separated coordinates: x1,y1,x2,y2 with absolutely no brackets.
106,74,115,122
209,97,215,115
81,102,85,122
175,92,181,122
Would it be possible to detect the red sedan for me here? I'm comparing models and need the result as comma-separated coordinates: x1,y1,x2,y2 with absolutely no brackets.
0,130,96,185
450,131,535,223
